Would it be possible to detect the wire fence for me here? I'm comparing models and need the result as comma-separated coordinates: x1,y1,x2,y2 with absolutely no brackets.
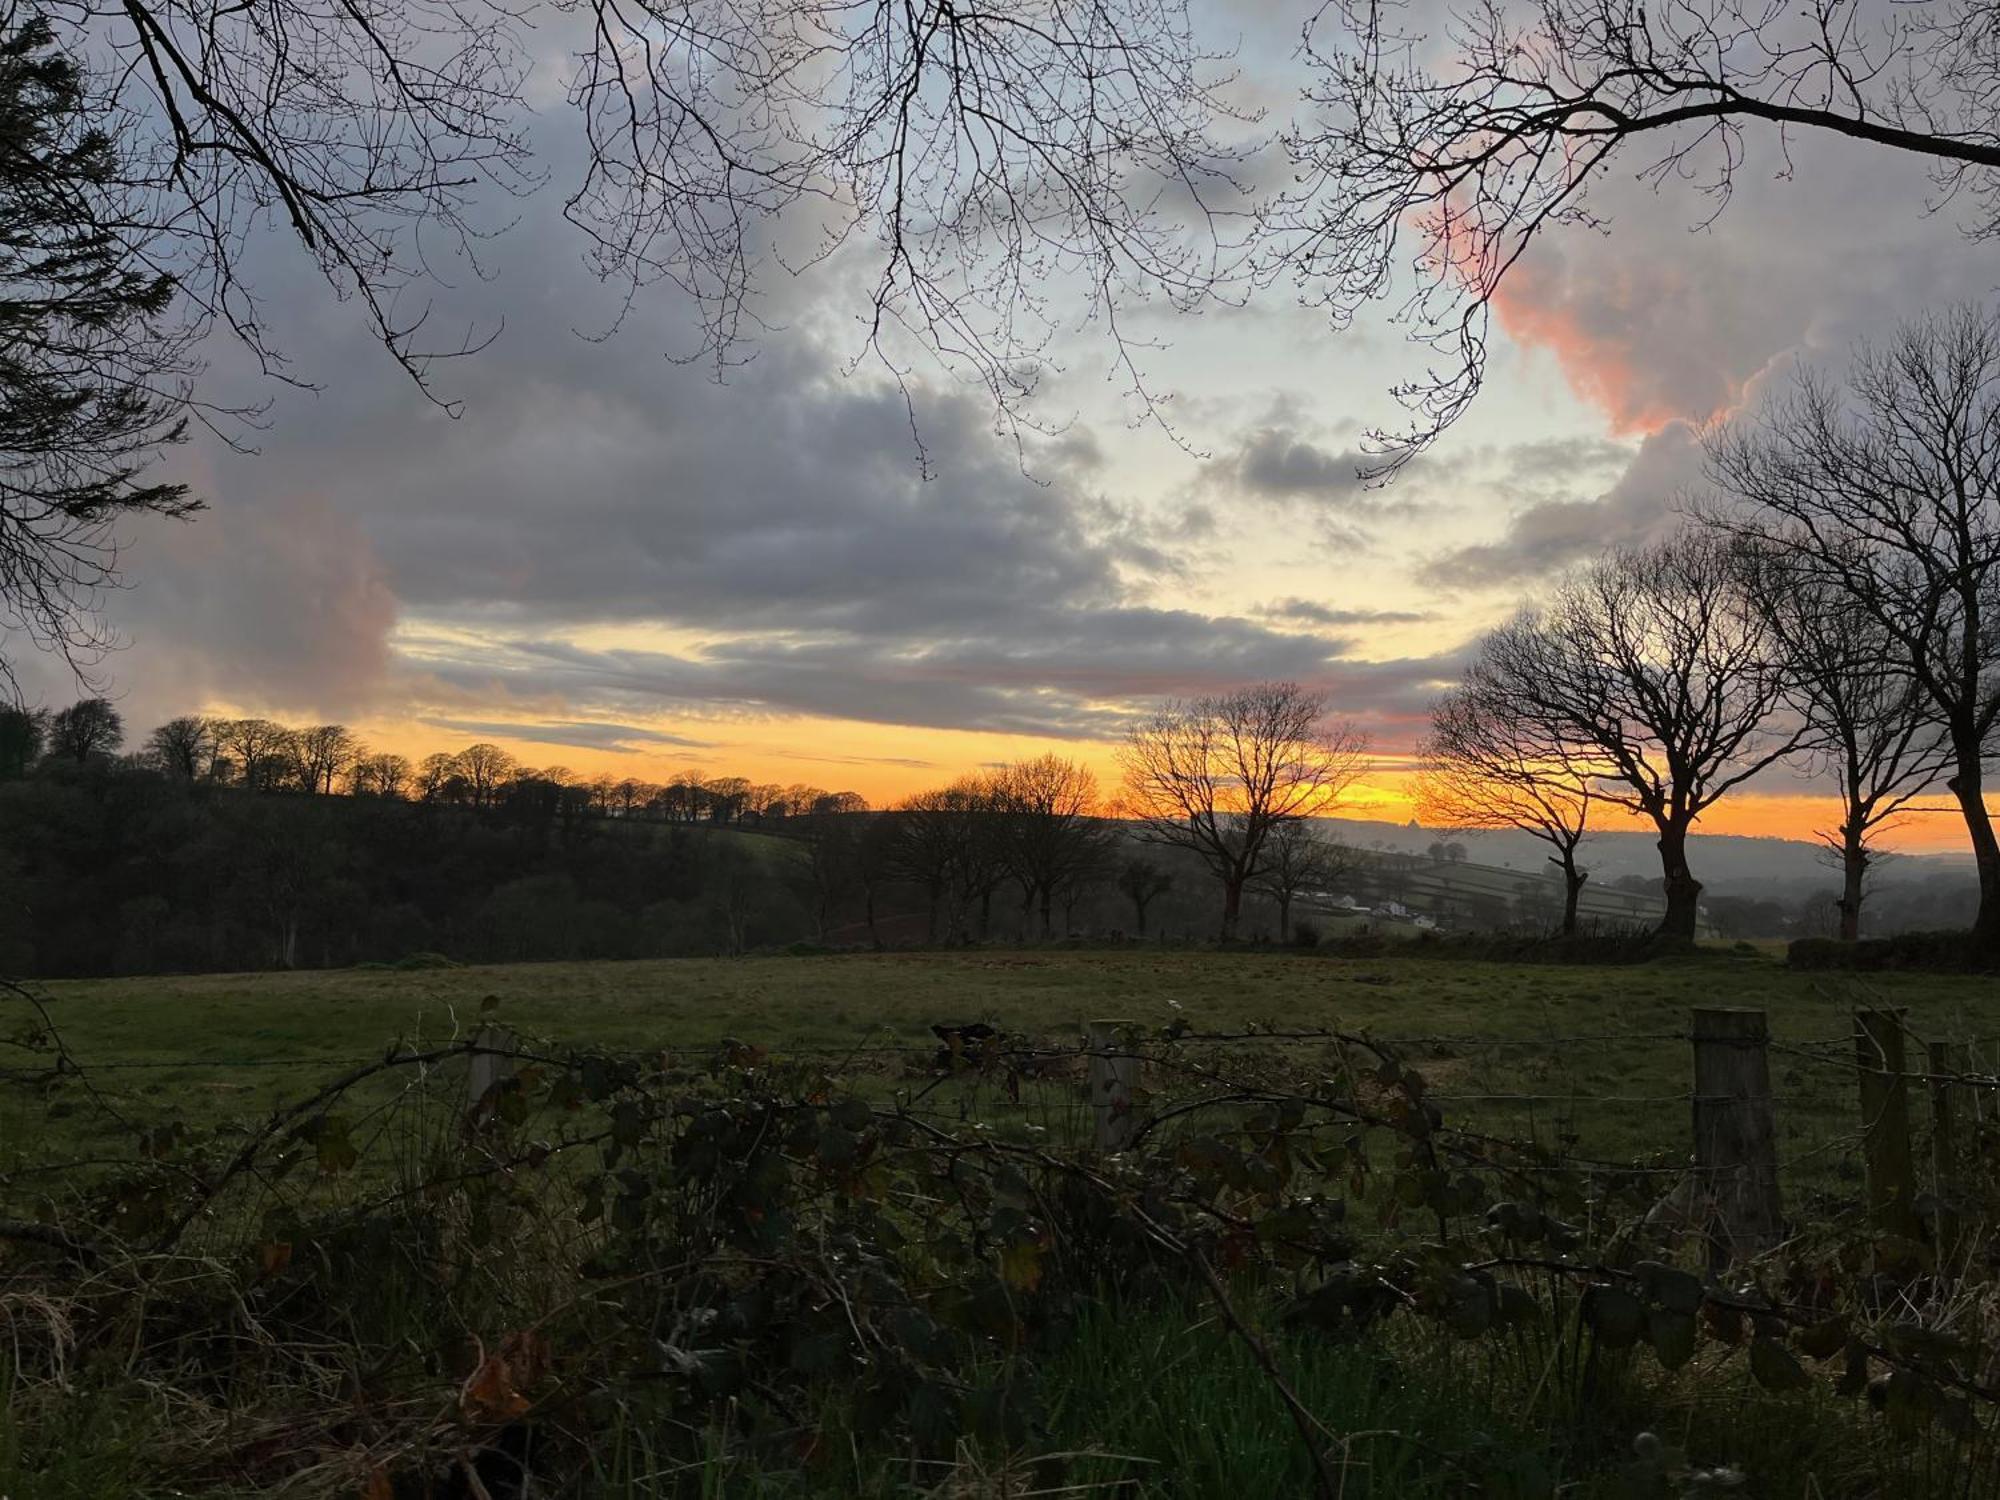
11,1011,1992,1195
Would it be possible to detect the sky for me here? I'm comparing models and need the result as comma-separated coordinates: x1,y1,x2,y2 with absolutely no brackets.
16,1,2000,853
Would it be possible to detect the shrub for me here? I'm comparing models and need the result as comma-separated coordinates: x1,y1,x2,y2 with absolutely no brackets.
1787,930,1982,972
392,950,461,971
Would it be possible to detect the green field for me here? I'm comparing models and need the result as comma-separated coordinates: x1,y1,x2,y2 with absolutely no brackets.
11,947,2000,1499
16,947,1998,1182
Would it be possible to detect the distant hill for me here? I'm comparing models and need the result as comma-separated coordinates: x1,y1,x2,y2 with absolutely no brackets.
1309,816,1971,895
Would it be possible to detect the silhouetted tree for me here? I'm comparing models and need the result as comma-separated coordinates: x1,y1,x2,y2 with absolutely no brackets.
0,17,198,695
296,724,361,795
217,718,295,792
1116,856,1174,936
0,706,43,777
990,753,1103,938
1733,542,1952,940
46,696,120,762
146,715,213,780
1465,531,1799,944
1704,305,2000,955
1119,681,1367,941
1252,821,1346,944
352,752,411,799
415,751,457,803
455,743,514,809
1418,682,1597,935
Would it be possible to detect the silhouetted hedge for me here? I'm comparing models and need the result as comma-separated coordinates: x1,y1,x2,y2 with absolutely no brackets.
1787,930,1984,972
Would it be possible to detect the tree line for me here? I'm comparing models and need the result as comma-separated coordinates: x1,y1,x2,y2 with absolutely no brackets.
1418,305,2000,958
0,702,869,826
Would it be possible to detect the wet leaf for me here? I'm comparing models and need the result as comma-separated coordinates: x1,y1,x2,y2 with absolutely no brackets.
998,1240,1044,1293
1634,1260,1702,1315
1648,1308,1697,1371
462,1350,531,1422
1794,1315,1849,1360
1583,1285,1645,1349
1749,1336,1810,1392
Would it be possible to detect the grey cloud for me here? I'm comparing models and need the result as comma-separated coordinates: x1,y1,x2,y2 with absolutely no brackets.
1235,426,1369,500
405,602,1385,740
418,718,715,753
1420,426,1703,589
1261,598,1431,627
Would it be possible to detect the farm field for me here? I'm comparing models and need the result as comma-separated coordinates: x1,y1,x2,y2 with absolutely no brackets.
16,946,1999,1178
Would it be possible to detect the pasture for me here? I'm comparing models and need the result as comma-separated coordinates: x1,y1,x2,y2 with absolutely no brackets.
17,945,1999,1180
11,947,2000,1499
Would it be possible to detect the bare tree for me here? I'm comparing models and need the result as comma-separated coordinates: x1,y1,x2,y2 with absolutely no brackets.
1116,855,1174,937
46,695,121,762
217,717,295,792
1118,681,1367,941
352,752,411,799
455,743,515,809
1251,821,1345,944
1732,542,1952,940
1703,305,2000,951
295,724,360,796
991,753,1103,938
887,783,978,944
1281,0,2000,469
145,714,212,781
1467,531,1799,944
414,751,457,804
1417,684,1596,936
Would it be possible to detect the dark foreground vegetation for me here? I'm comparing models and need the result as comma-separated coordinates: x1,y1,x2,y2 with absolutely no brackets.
7,970,2000,1499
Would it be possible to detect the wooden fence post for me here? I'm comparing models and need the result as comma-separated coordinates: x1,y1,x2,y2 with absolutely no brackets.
1854,1009,1920,1240
1928,1040,1964,1264
1087,1019,1140,1152
466,1025,516,1115
1689,1008,1784,1265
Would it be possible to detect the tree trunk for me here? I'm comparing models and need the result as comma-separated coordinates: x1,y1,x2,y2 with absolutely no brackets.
1837,822,1867,943
1276,893,1292,945
1947,760,2000,957
1551,853,1586,937
1130,895,1150,936
1655,823,1702,945
1039,886,1054,940
1220,878,1243,942
864,886,882,950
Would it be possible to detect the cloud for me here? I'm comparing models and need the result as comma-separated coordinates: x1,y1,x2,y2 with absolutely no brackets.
1421,426,1704,589
417,718,714,753
403,603,1392,741
1234,426,1369,500
1261,598,1431,628
1487,122,2000,440
30,489,403,728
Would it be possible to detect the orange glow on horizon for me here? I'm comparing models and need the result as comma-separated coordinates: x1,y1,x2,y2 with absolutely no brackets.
243,705,1991,859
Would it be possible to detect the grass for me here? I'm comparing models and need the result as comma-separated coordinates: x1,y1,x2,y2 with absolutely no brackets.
15,945,1999,1178
10,947,2000,1498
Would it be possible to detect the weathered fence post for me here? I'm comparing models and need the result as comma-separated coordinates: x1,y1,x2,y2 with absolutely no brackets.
1928,1040,1964,1264
1087,1019,1140,1152
1854,1009,1920,1239
1689,1008,1784,1265
466,1024,516,1115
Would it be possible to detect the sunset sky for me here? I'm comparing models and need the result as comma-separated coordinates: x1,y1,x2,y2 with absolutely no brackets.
20,2,1999,854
